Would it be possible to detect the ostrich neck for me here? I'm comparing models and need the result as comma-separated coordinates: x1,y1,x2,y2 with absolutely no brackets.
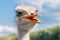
18,29,30,40
17,24,31,40
17,18,36,40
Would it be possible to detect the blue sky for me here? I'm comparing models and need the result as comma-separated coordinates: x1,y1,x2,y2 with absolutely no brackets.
0,0,60,36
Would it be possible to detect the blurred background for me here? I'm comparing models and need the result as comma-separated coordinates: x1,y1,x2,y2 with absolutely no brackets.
0,0,60,40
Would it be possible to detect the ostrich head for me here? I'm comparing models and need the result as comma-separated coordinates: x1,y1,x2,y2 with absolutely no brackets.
15,6,41,32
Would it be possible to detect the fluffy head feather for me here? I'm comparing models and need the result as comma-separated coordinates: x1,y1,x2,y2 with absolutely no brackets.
15,5,36,15
15,6,40,32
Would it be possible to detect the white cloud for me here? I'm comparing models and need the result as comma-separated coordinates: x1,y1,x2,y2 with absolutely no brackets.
39,0,60,22
0,26,17,33
51,13,60,22
44,0,60,9
48,4,58,9
54,17,60,21
48,0,60,3
38,24,60,31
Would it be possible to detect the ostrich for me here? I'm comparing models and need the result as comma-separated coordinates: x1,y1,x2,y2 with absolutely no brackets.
15,6,41,40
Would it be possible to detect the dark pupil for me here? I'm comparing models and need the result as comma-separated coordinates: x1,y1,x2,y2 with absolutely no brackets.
18,12,22,15
16,12,23,16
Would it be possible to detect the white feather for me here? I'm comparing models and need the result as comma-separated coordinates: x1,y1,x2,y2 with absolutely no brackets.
15,5,36,15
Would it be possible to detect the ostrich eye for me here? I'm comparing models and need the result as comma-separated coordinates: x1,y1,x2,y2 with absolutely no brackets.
16,11,23,16
18,12,23,15
35,10,38,12
16,10,28,17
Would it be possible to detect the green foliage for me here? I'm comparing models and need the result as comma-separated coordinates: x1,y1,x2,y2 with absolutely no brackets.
30,26,60,40
9,33,18,40
0,33,18,40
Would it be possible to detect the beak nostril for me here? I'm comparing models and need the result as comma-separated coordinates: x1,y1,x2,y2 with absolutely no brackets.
31,13,34,15
31,13,39,16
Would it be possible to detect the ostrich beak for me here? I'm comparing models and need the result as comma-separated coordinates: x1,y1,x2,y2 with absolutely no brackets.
21,13,41,23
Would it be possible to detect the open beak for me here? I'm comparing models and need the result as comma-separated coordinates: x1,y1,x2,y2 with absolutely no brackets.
21,13,41,23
